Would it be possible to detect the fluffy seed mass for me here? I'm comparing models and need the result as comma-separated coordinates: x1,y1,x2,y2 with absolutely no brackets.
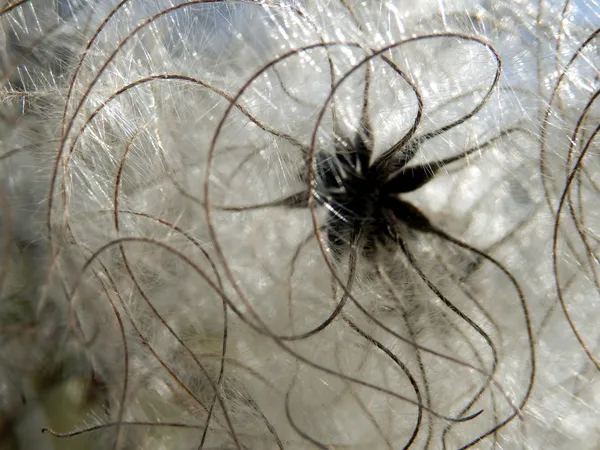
0,1,599,449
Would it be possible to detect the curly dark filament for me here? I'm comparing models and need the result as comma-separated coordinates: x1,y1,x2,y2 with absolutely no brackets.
421,226,534,449
270,3,342,112
432,248,504,446
282,250,415,449
340,1,507,177
282,229,351,341
208,34,497,211
245,399,285,450
45,0,187,286
109,209,233,449
119,141,220,439
63,262,106,349
383,126,529,200
462,205,541,280
70,124,229,446
553,123,600,370
200,283,227,446
72,248,129,450
540,27,600,212
283,357,332,450
217,112,524,224
43,421,206,438
295,211,520,447
367,53,424,173
395,238,499,433
436,259,503,448
565,89,600,179
52,44,357,446
0,139,61,162
109,208,230,449
377,264,434,450
62,70,312,250
207,190,308,212
413,38,501,142
440,324,500,449
59,0,302,132
206,205,516,420
112,127,239,447
438,253,505,345
60,0,131,135
565,130,600,312
208,47,419,208
345,317,423,450
75,236,231,448
0,0,31,16
61,0,266,133
552,0,578,118
563,90,600,272
219,225,356,344
576,165,600,257
374,39,501,174
79,239,241,446
44,353,287,442
281,250,360,449
331,332,393,449
530,201,592,347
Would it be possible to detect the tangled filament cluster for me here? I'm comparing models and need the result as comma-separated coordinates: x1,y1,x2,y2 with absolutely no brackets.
0,1,599,449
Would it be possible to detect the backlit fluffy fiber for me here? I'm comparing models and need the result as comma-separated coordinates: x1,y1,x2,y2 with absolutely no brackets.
1,0,599,449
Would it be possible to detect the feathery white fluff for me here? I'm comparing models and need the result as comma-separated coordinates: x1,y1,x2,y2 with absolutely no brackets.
1,0,599,449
